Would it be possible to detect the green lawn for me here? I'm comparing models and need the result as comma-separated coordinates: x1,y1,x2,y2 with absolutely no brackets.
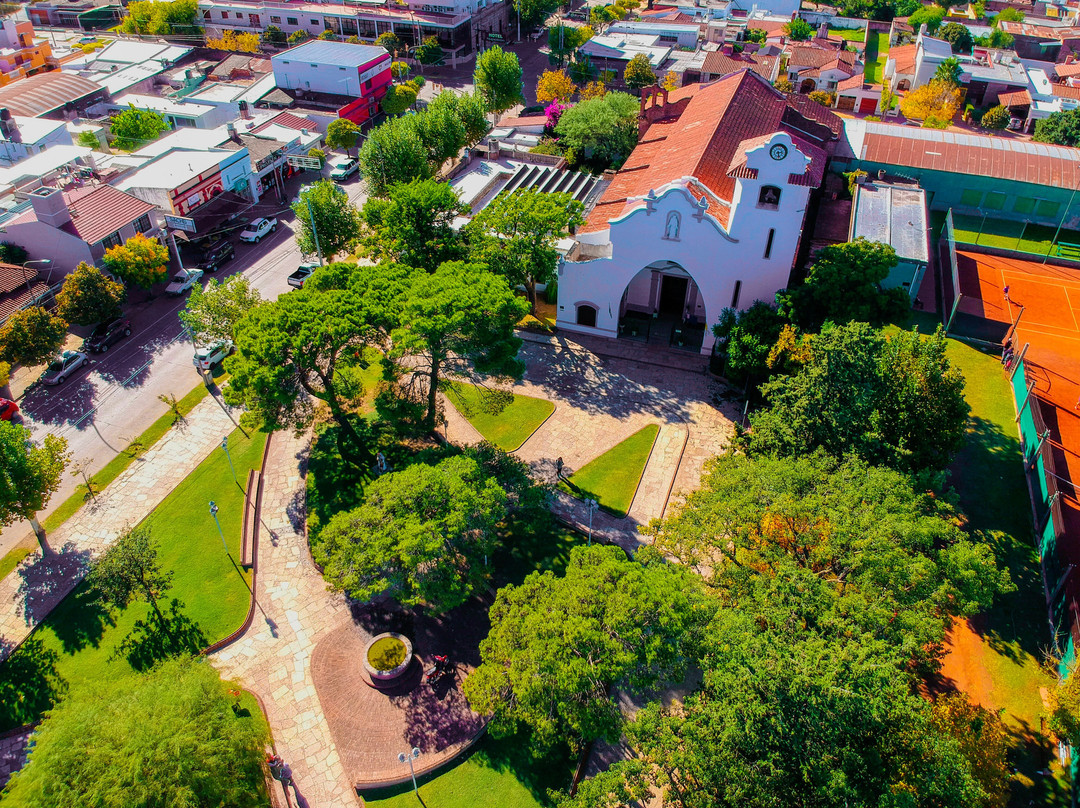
942,211,1080,260
829,27,866,41
863,31,889,84
446,382,554,452
559,424,659,518
898,312,1067,805
0,539,34,583
360,733,576,808
0,427,266,731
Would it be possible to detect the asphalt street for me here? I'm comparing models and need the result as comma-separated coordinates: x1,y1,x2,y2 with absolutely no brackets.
0,169,368,556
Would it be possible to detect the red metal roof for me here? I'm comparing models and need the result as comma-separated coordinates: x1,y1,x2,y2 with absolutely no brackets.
62,184,156,246
0,71,103,117
857,122,1080,187
583,71,835,232
251,110,318,133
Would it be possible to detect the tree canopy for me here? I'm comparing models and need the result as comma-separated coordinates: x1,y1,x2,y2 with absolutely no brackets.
325,118,361,156
291,180,362,260
554,91,639,170
746,322,970,472
465,187,584,314
388,261,529,428
909,3,946,33
179,274,262,346
464,544,714,752
118,0,199,35
781,237,909,330
56,262,125,326
900,79,962,122
474,46,524,118
981,104,1010,130
710,301,789,385
623,54,657,90
0,420,68,542
536,69,577,103
109,106,170,151
314,453,508,612
1,657,268,808
934,56,964,85
939,21,974,53
103,233,170,289
361,178,467,272
224,282,376,458
783,18,814,39
376,31,404,55
1034,107,1080,146
358,114,433,197
0,306,67,367
381,83,418,116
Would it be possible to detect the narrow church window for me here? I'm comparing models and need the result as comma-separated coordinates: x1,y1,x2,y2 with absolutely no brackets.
730,281,742,309
758,186,781,210
764,229,775,259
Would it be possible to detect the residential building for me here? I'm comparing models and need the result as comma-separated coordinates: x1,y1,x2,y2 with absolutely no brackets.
0,144,98,191
270,40,391,124
108,93,236,130
557,70,841,354
883,41,917,91
0,113,73,165
785,43,859,93
998,19,1080,60
0,71,107,119
0,13,57,87
0,184,159,275
698,44,779,82
834,118,1080,229
63,40,193,98
199,0,509,65
606,20,703,49
26,0,122,30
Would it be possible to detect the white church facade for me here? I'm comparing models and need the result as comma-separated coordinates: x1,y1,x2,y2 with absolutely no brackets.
555,71,840,354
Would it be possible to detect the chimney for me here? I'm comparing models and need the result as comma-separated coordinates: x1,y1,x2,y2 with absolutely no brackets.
918,22,927,37
238,99,250,119
226,121,238,139
29,187,72,229
817,22,828,39
0,107,20,144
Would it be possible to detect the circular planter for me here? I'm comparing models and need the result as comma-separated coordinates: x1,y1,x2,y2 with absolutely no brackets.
363,632,413,682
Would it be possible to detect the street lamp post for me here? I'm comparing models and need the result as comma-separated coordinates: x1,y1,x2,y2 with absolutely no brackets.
221,435,236,483
304,197,325,266
21,258,51,295
585,498,598,546
397,748,421,795
209,500,228,553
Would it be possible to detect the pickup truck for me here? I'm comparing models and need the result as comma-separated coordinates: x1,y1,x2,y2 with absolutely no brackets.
287,262,319,289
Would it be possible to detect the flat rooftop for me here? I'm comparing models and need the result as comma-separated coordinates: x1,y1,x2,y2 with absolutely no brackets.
851,181,929,264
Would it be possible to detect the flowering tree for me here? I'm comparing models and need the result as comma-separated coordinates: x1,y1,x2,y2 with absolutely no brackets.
544,100,569,135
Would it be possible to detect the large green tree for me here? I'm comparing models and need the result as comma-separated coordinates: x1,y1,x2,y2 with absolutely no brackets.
623,53,657,90
909,3,947,34
361,178,467,272
747,321,970,472
55,262,125,326
325,117,361,157
109,106,170,151
358,114,433,197
1034,107,1080,146
1,657,268,808
645,451,1007,664
86,525,175,645
465,187,584,314
0,306,67,367
554,92,639,169
224,284,376,460
314,454,508,612
388,261,529,429
710,301,789,385
473,46,524,121
616,620,990,808
118,0,199,35
464,544,715,752
380,83,418,116
0,421,69,546
102,232,170,290
939,21,974,53
934,56,964,85
781,237,909,330
291,180,362,261
179,274,262,347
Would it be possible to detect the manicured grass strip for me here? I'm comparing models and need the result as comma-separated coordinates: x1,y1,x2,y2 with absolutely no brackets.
829,27,865,41
945,212,1080,259
446,382,554,452
0,537,35,582
863,31,889,84
361,733,575,808
559,424,659,518
40,378,220,535
0,427,266,731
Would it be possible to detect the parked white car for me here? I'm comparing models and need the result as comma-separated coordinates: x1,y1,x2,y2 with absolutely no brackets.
165,268,204,296
41,350,88,385
239,217,277,243
193,339,234,372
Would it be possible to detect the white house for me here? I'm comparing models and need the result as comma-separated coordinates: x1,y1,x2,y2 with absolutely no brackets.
557,71,837,354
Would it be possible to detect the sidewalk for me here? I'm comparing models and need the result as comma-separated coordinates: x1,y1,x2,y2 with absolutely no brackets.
0,393,241,662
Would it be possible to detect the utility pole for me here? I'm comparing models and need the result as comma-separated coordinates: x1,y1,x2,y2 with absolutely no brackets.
305,196,325,266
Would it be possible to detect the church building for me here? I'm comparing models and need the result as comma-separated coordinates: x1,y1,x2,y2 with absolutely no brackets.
556,70,842,354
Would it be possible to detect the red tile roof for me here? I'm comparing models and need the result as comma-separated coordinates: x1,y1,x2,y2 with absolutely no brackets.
701,49,776,80
1052,83,1080,100
787,44,851,69
582,71,834,232
1056,62,1080,78
62,185,156,246
888,43,918,75
837,74,867,91
0,262,48,322
998,88,1032,107
252,111,319,133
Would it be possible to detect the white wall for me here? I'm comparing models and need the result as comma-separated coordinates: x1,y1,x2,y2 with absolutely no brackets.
556,133,813,354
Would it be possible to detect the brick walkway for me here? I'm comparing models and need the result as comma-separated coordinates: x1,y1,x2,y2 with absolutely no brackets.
443,332,738,551
0,393,242,663
0,726,33,790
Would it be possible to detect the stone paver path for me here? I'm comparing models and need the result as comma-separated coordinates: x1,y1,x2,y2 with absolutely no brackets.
0,393,241,662
443,332,739,551
0,726,33,790
211,429,359,808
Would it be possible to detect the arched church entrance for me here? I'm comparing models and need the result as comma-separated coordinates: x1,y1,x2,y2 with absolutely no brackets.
617,261,707,352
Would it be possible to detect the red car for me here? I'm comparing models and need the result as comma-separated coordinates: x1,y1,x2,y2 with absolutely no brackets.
0,398,18,421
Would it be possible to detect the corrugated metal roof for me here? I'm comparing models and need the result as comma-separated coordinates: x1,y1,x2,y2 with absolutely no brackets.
0,72,103,117
63,184,157,246
859,122,1080,187
272,40,387,69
